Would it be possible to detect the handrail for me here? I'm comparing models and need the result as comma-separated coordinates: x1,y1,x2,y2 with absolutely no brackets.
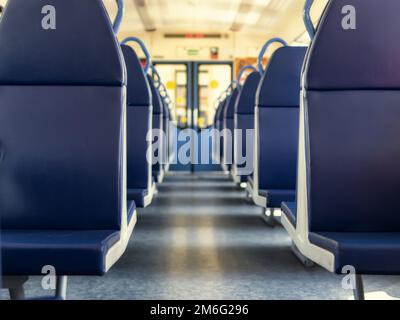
304,0,316,39
223,81,237,97
214,80,237,109
151,65,162,89
237,65,258,86
112,0,125,34
159,83,168,94
228,80,238,93
121,37,151,74
257,37,288,76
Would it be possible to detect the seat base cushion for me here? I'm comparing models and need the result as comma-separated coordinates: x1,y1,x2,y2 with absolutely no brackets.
2,201,136,276
127,188,148,207
1,229,120,276
309,232,400,275
127,182,154,208
259,189,296,208
281,202,296,227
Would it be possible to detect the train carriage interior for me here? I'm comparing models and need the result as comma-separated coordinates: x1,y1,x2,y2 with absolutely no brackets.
1,0,400,304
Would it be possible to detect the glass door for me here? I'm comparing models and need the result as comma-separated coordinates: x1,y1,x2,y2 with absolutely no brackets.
153,62,192,171
153,61,233,172
193,62,233,172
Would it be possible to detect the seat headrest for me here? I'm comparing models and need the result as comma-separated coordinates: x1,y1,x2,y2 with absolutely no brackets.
225,88,240,118
0,0,125,86
305,0,400,90
236,72,261,114
121,45,151,106
257,47,307,108
147,75,163,114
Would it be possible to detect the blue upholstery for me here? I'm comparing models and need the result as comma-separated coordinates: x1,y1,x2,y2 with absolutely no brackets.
214,100,224,131
223,89,239,168
121,45,151,106
121,45,153,206
0,0,124,86
147,75,163,115
216,98,228,163
2,230,120,276
281,202,296,228
306,91,400,232
305,0,400,91
236,72,261,115
259,190,296,209
162,98,170,166
225,88,239,119
302,0,400,275
127,188,149,208
234,72,260,178
257,47,307,108
257,107,299,190
0,0,128,275
256,47,306,205
217,98,227,122
2,202,135,276
147,76,164,179
309,232,400,275
213,99,225,162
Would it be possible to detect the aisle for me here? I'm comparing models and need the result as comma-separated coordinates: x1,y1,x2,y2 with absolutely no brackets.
9,172,400,300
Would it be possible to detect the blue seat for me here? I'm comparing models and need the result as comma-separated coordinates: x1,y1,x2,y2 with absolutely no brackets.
309,232,400,275
147,75,165,183
233,71,261,183
161,97,170,171
121,44,155,208
253,46,307,209
2,201,136,276
281,202,296,228
259,190,296,209
215,98,227,164
0,0,135,279
167,106,176,163
213,100,224,162
283,0,400,291
222,90,239,172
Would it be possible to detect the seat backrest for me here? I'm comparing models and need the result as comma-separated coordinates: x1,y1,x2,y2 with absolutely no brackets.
121,44,152,190
0,0,125,230
224,88,239,165
217,97,229,161
256,46,307,190
161,98,169,164
121,45,151,107
217,97,228,123
235,72,261,116
147,76,163,172
234,72,261,171
303,0,400,232
213,99,225,161
147,75,163,117
224,88,239,120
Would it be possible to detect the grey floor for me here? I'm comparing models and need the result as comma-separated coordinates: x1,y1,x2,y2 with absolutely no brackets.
2,172,400,300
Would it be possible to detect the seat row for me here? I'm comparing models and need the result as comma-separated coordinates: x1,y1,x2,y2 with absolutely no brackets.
0,0,174,300
214,0,400,300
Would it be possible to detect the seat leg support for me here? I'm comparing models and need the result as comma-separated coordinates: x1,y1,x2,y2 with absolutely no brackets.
353,274,365,301
291,242,315,268
2,276,29,300
56,276,68,300
262,208,276,227
9,287,26,300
